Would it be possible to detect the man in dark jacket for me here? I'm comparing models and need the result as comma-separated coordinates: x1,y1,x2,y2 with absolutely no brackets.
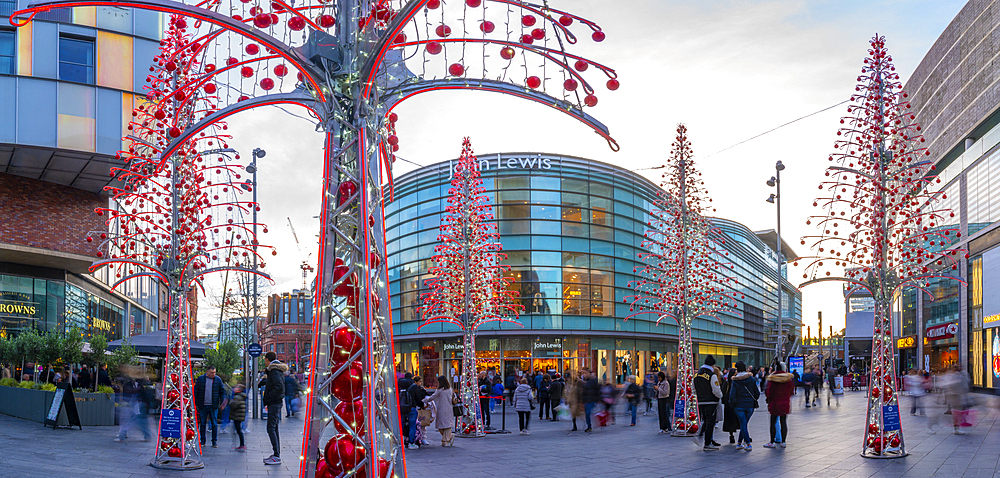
194,366,225,448
258,352,287,465
97,364,112,390
478,372,492,429
77,365,91,390
397,373,416,449
548,374,564,421
283,371,300,418
693,355,723,451
581,369,600,432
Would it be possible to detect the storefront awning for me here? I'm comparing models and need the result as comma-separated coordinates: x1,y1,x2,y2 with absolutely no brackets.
108,329,208,358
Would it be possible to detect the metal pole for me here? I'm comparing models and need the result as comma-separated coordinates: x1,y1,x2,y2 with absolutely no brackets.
776,165,783,363
251,150,260,420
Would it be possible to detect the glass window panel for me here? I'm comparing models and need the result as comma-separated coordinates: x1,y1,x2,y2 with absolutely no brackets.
562,252,589,269
500,235,529,250
591,255,613,271
96,31,132,90
561,192,589,209
563,220,589,237
531,251,560,266
531,220,560,235
531,176,560,190
505,251,530,266
591,182,612,198
563,237,588,253
561,178,588,194
591,240,614,256
59,36,94,84
531,205,559,220
591,225,613,241
498,204,530,220
532,268,561,282
614,187,634,203
531,235,560,251
499,220,530,235
531,190,559,204
0,30,13,75
562,268,589,316
498,177,529,190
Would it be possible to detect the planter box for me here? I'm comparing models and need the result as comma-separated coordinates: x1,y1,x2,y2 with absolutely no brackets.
0,386,115,426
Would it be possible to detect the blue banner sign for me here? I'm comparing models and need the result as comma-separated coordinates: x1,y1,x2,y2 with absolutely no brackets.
882,404,901,432
160,408,182,438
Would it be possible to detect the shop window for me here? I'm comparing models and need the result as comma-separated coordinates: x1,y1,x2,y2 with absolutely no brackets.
0,29,13,75
497,177,529,190
96,31,132,90
561,178,588,194
276,343,284,353
57,82,96,151
59,35,95,84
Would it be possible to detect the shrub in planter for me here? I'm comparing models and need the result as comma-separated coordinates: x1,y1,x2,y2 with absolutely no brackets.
0,378,14,387
17,381,34,389
97,385,114,395
40,383,57,392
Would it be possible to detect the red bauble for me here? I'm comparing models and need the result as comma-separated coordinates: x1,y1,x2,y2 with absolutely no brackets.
168,127,181,138
870,437,883,454
203,83,216,94
426,0,440,8
868,423,879,435
325,434,366,472
888,434,900,448
526,76,541,89
584,95,598,107
331,361,364,402
388,112,398,123
337,181,358,205
574,60,589,72
274,64,288,77
676,421,686,430
334,399,365,434
435,24,451,37
186,428,196,441
871,386,880,398
563,78,578,91
317,460,332,478
332,325,364,362
426,41,442,55
466,0,481,6
240,66,254,78
883,386,893,400
260,78,275,90
687,423,699,433
394,33,406,44
167,447,182,457
558,15,573,26
531,28,545,40
521,15,536,26
159,440,173,451
167,389,180,401
592,30,606,42
332,264,358,297
319,14,335,28
479,21,494,33
500,47,515,60
253,12,272,28
520,34,533,44
448,63,465,76
245,43,260,55
288,16,306,31
607,78,620,90
387,135,399,145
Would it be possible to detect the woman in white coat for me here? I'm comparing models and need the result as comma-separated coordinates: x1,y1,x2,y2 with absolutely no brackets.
423,375,456,446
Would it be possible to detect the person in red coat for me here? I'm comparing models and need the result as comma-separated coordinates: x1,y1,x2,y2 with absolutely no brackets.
763,362,794,448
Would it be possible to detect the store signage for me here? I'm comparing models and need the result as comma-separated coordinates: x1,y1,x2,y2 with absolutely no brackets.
533,341,561,350
91,317,112,331
992,334,1000,379
443,343,463,351
896,336,916,349
0,293,38,317
160,409,181,438
448,154,560,175
925,322,958,341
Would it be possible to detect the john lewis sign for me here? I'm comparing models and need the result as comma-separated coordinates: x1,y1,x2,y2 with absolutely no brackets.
448,154,560,175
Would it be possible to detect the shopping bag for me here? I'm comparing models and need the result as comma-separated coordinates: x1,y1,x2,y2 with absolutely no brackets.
595,410,609,427
418,408,433,427
554,403,570,420
291,397,301,414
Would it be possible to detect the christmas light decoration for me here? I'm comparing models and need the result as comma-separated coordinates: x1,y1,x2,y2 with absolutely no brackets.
798,34,965,459
12,1,618,475
86,14,273,470
418,138,523,438
625,124,741,437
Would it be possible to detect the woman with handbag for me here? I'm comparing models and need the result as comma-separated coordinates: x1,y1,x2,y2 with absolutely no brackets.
422,376,456,446
512,378,534,435
729,361,760,450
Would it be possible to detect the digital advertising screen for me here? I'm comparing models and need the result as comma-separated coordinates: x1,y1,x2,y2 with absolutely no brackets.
788,356,804,377
984,247,1000,328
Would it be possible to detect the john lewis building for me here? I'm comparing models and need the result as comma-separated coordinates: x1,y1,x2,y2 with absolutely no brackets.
386,153,802,385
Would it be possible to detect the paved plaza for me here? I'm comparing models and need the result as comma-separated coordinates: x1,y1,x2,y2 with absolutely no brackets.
2,391,1000,477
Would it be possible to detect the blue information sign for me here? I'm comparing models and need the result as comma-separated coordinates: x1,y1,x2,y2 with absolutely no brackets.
674,399,685,418
248,343,263,358
160,409,182,438
882,404,901,432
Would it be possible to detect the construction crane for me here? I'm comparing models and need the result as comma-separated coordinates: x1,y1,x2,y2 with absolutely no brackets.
287,217,315,290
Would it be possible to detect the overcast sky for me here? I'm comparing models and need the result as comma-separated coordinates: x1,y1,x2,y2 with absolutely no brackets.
199,0,968,339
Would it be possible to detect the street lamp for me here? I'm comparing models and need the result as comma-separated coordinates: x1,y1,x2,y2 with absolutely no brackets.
767,160,785,363
245,148,263,419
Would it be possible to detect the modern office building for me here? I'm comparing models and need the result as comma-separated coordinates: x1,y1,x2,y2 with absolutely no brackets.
0,6,170,342
900,0,1000,388
262,290,313,371
386,153,803,386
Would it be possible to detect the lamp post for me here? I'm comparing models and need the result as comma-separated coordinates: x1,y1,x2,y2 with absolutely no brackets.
242,148,263,419
767,160,785,363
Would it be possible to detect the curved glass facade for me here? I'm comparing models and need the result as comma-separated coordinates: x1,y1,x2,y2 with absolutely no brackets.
386,153,802,384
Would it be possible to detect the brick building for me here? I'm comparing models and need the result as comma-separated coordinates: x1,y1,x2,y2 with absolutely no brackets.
262,290,313,372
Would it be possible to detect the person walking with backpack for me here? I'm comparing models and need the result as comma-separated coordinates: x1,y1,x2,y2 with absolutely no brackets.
656,371,672,434
397,373,417,449
763,362,794,448
728,361,760,451
693,355,723,451
229,384,248,452
537,374,552,420
258,352,287,465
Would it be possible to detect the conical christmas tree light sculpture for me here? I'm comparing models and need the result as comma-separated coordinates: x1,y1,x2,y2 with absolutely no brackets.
419,138,523,438
798,34,965,459
626,124,740,437
88,14,273,470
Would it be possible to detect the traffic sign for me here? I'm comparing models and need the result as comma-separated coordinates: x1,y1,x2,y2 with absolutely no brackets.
248,343,263,358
